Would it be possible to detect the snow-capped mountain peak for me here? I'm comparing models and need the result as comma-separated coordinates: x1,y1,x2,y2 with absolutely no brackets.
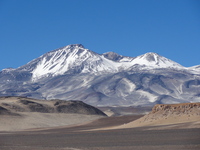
130,52,184,69
0,44,199,107
31,44,96,79
30,44,121,80
18,44,186,81
138,52,160,62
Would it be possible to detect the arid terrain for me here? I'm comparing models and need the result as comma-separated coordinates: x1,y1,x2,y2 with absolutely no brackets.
0,97,200,150
0,96,106,131
0,115,200,150
109,102,200,130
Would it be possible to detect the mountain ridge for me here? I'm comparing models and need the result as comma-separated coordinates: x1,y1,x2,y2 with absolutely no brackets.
0,44,199,106
8,44,195,80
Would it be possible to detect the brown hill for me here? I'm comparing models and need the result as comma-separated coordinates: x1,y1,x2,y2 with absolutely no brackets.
0,96,106,116
106,103,200,130
0,96,106,131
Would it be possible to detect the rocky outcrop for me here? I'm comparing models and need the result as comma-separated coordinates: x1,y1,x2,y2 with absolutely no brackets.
115,102,200,130
151,103,200,115
140,102,200,125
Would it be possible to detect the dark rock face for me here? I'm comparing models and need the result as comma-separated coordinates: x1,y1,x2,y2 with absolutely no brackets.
103,52,124,61
0,105,19,116
54,100,107,116
0,106,10,115
151,103,200,114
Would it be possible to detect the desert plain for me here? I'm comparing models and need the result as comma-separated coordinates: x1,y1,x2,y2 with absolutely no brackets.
0,97,200,150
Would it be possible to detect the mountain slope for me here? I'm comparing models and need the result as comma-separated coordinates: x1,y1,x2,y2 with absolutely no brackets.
0,44,199,106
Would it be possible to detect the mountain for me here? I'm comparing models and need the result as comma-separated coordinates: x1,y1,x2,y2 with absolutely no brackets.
0,44,200,106
20,44,122,80
129,52,183,68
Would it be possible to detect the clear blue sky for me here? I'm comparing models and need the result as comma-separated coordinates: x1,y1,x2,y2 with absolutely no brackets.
0,0,199,70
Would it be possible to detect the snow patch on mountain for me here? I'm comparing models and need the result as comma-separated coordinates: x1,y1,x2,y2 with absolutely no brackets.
137,90,157,103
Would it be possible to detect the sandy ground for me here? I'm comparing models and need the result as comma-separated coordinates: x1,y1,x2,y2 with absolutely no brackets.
96,103,200,130
114,114,200,130
0,115,200,150
0,98,200,150
0,112,104,131
98,106,152,116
